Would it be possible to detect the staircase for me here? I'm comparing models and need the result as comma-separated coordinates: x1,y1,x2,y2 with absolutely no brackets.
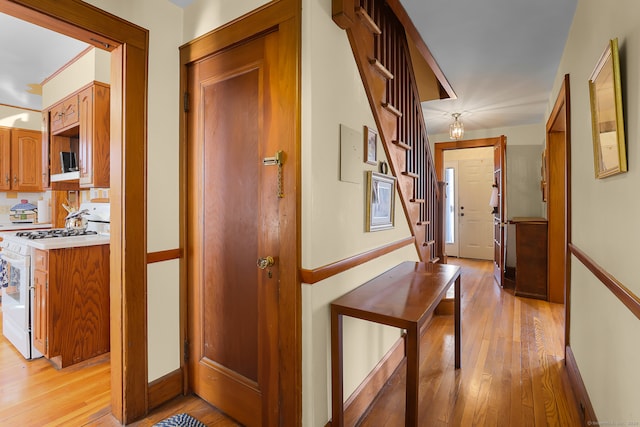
333,0,447,263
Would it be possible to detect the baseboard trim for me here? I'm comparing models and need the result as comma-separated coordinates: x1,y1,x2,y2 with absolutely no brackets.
148,368,183,410
565,346,597,425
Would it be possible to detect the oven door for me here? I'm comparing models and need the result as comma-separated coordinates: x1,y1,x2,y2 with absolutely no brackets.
1,251,32,359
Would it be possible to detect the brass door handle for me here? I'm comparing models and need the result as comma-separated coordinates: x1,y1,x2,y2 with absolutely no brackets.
257,256,275,270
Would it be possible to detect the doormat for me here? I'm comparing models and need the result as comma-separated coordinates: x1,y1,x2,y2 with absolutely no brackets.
153,413,207,427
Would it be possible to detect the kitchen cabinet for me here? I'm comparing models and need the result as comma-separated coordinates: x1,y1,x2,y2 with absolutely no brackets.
78,83,110,188
0,127,43,192
49,94,79,134
32,245,110,368
46,82,110,189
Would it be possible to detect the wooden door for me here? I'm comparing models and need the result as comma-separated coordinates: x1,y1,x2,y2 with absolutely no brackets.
186,33,280,427
493,136,507,286
11,129,42,191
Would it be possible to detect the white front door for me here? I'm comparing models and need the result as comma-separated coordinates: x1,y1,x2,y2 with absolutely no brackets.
458,158,494,260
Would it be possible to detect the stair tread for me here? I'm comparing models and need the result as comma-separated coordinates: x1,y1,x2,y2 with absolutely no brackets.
423,240,436,246
369,58,394,80
402,171,419,179
417,221,430,226
410,198,426,203
355,6,382,35
393,140,412,150
382,103,402,117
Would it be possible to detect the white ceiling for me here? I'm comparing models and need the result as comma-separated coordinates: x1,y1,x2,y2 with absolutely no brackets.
1,0,577,136
0,13,88,111
402,0,578,135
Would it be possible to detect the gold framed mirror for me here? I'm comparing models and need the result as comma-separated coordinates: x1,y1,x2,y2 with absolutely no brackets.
589,38,627,178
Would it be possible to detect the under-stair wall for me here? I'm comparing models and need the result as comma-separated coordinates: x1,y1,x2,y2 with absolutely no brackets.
333,0,445,263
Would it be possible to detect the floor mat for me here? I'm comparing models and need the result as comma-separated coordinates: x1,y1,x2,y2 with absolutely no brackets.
153,413,207,427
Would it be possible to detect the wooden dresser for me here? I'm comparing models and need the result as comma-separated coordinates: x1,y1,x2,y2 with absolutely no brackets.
511,217,548,300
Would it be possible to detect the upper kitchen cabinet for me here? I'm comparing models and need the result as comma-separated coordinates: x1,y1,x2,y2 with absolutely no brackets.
46,81,110,189
0,127,43,192
78,83,110,188
49,94,79,134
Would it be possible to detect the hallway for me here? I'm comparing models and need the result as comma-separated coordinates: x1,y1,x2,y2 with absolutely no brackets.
358,258,581,426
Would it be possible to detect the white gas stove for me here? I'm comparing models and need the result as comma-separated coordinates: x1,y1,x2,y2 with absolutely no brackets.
0,202,109,359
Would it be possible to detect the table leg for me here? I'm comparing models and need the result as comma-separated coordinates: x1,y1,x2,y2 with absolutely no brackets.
405,324,419,427
454,275,461,369
331,308,344,427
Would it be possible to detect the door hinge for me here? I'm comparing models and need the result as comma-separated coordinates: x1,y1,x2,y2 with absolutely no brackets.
45,337,48,350
183,92,189,113
184,339,189,362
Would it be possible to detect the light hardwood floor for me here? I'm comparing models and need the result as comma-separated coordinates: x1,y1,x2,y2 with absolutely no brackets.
358,258,581,426
0,310,238,426
0,258,580,426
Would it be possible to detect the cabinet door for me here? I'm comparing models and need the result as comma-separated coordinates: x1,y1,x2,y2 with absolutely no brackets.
50,95,79,135
0,128,10,191
11,129,42,192
78,87,93,186
79,84,110,188
41,112,50,190
33,267,48,357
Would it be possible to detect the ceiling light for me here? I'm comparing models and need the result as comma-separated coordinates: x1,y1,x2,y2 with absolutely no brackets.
449,113,464,140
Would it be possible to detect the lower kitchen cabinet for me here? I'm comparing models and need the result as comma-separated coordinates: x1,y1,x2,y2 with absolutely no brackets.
33,244,110,368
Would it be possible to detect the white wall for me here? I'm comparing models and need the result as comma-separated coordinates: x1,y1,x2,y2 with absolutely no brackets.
182,0,268,41
546,0,640,421
301,0,419,425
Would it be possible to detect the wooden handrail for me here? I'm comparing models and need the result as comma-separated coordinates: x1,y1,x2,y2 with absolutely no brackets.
300,237,415,284
569,243,640,320
147,248,182,264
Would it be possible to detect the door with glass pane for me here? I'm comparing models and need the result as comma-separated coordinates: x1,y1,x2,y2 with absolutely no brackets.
444,162,459,257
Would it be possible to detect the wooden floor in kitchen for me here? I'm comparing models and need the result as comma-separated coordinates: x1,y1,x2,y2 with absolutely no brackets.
0,310,239,426
0,258,581,426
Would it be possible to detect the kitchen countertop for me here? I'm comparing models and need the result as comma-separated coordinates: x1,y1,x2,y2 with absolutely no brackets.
24,233,110,250
0,230,109,250
0,223,52,231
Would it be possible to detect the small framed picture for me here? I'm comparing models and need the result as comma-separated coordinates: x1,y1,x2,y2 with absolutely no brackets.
366,171,396,232
364,125,377,165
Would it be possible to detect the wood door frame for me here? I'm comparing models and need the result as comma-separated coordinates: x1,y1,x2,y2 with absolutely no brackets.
0,0,148,423
546,74,571,351
434,136,507,282
179,0,301,424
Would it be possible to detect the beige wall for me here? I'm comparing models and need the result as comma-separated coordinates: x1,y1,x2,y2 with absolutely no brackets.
0,105,41,130
85,0,184,382
301,0,419,425
547,0,640,421
41,48,111,109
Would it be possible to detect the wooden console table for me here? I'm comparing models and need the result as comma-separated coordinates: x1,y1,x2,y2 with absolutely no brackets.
330,261,462,427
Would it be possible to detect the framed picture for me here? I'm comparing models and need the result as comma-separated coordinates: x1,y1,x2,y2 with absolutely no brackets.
589,38,627,178
364,125,377,165
366,171,396,232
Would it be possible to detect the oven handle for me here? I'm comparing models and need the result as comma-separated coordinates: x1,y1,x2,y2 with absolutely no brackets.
0,253,27,267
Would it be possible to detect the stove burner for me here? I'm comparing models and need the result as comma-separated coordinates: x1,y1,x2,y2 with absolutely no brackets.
16,229,98,239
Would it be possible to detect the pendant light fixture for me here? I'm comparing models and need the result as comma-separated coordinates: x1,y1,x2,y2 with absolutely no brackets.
449,113,464,140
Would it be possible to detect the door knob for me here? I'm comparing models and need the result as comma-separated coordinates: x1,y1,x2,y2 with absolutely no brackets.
257,256,275,270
